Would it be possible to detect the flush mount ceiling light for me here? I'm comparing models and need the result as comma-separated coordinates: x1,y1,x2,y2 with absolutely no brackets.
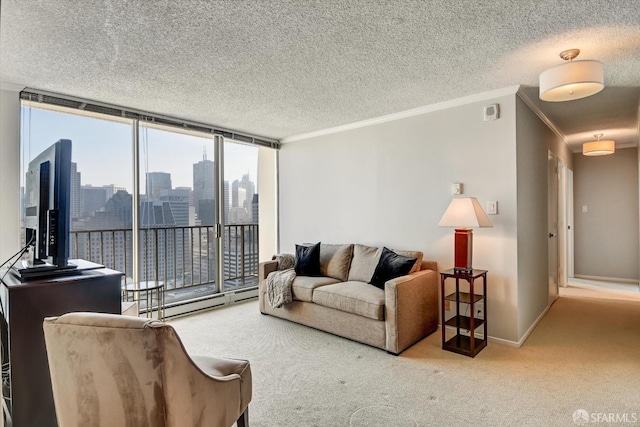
583,133,615,156
539,49,604,102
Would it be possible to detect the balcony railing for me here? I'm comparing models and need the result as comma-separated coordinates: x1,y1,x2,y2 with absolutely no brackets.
69,224,259,307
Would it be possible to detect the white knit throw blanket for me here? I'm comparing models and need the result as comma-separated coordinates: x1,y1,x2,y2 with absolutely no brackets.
266,253,297,308
266,268,296,309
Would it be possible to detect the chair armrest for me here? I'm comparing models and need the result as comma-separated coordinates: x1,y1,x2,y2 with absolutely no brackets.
384,269,439,354
190,355,248,382
258,260,278,313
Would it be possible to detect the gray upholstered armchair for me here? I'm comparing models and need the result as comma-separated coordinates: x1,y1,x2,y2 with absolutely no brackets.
43,312,251,427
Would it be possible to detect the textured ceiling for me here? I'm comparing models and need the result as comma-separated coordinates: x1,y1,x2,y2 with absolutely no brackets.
1,1,639,144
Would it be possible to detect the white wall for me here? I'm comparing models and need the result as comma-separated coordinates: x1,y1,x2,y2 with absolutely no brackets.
258,147,278,262
0,88,21,263
279,91,521,342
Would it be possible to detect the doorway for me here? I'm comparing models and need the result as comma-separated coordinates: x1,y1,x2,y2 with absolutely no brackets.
548,152,559,304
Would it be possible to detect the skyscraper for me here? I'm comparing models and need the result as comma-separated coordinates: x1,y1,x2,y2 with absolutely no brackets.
81,185,108,216
239,173,255,211
146,172,172,200
252,194,259,224
70,162,82,219
193,154,215,221
233,173,255,222
223,180,229,224
231,179,239,208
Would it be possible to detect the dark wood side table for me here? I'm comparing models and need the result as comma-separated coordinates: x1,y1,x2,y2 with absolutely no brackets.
440,269,488,357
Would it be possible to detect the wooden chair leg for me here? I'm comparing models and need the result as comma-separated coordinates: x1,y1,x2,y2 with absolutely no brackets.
236,408,249,427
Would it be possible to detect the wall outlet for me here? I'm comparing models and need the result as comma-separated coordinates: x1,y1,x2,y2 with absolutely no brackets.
452,183,462,195
582,205,588,213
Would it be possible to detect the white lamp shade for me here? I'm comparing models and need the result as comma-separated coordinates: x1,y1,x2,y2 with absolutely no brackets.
438,197,493,228
583,139,615,156
539,60,604,102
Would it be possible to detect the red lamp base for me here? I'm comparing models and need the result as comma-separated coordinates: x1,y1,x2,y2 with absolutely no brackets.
453,228,473,272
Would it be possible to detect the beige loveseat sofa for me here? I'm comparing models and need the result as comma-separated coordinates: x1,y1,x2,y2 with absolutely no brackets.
258,243,439,355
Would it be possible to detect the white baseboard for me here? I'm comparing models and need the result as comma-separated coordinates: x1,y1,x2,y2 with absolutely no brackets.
514,305,550,347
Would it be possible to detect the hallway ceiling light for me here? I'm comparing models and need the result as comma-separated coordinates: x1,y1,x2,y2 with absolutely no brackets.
583,133,615,156
539,49,604,102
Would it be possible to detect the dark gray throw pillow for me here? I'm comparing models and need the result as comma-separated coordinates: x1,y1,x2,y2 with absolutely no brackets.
295,242,321,276
369,247,417,289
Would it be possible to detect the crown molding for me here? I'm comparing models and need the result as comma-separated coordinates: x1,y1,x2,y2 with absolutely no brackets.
0,81,26,92
516,89,570,148
281,85,521,144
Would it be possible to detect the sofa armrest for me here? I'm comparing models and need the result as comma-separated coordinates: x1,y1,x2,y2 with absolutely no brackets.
258,260,278,313
259,260,278,282
384,268,439,354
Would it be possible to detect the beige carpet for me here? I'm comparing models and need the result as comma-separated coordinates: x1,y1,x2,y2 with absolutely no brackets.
170,287,640,427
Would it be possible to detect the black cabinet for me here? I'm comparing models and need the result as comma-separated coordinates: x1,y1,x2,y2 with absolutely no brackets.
440,269,488,358
1,266,122,426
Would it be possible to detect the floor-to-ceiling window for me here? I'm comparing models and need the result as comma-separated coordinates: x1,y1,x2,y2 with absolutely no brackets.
223,140,259,290
20,102,135,279
138,124,219,304
19,93,275,316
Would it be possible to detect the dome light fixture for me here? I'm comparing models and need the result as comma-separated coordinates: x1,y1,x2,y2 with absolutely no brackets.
583,133,615,156
539,49,604,102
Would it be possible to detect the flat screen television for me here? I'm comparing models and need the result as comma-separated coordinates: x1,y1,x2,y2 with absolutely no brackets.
18,139,76,278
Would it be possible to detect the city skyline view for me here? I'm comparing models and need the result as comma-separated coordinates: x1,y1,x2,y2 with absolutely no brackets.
17,102,261,307
21,104,259,193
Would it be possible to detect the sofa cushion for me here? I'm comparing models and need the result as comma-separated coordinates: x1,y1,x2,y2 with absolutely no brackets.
347,244,381,283
312,281,385,321
370,247,417,289
393,249,423,273
295,242,321,276
292,276,341,302
320,244,354,281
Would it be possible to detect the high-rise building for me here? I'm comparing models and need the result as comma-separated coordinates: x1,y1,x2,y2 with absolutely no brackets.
70,162,82,219
193,156,215,221
233,173,256,222
237,187,247,210
252,194,259,224
157,187,190,226
223,180,229,224
231,179,239,208
197,199,216,226
239,173,255,211
82,185,108,216
103,184,127,200
146,172,172,200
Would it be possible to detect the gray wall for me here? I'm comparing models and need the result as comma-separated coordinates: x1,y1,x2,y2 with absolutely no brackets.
514,96,567,338
573,147,639,280
279,91,522,343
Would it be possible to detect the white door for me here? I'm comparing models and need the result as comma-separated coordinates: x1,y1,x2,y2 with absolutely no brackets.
548,152,559,304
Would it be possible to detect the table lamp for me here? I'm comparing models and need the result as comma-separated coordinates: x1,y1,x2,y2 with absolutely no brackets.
438,197,493,272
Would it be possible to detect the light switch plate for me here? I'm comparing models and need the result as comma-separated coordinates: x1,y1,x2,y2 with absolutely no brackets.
452,183,462,195
487,201,498,215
